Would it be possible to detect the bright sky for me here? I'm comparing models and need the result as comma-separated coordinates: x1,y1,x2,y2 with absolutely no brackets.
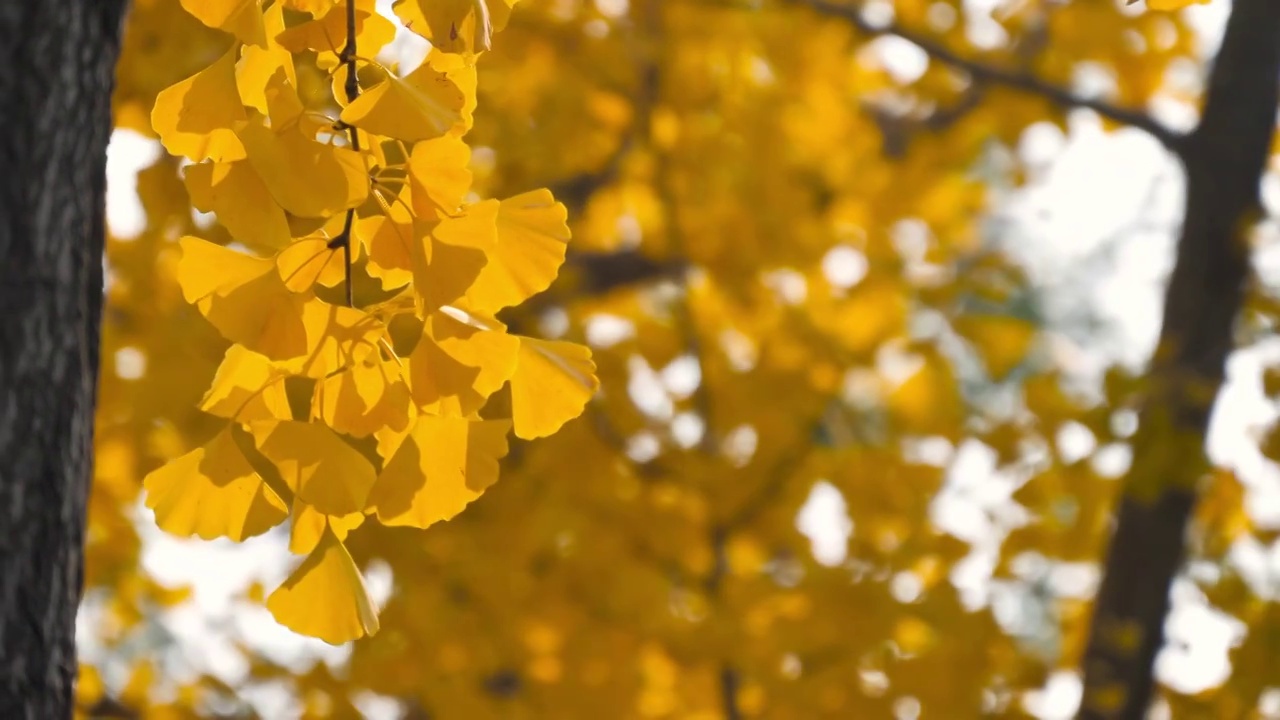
93,1,1280,717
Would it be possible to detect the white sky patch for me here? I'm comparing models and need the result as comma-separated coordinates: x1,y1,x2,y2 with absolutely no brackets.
352,692,404,720
870,35,929,84
105,129,161,240
376,0,430,73
1054,421,1097,465
594,0,629,19
796,481,853,567
113,346,146,381
660,354,702,399
822,244,869,290
670,412,706,449
762,268,808,305
627,354,674,420
1156,579,1245,694
584,313,636,348
1021,671,1082,720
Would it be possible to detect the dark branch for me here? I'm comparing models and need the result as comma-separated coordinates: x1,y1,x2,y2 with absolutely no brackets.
335,0,361,307
548,137,635,215
564,249,686,296
793,0,1185,153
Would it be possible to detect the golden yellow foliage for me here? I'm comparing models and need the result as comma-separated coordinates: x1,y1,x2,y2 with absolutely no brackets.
131,0,594,647
87,0,1278,717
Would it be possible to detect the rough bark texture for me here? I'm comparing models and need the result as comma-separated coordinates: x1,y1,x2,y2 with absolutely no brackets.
1077,1,1280,718
0,2,128,718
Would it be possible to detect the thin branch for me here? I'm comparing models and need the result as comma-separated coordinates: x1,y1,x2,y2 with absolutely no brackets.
566,248,687,295
548,136,635,214
334,0,361,307
793,0,1185,153
719,664,743,720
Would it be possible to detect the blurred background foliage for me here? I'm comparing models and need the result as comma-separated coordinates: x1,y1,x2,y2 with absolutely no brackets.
84,0,1280,717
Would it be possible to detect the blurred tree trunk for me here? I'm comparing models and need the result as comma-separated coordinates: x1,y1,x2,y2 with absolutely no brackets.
1078,1,1280,718
0,2,128,717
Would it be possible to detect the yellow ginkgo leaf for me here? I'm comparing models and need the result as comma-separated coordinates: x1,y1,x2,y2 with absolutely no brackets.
266,526,380,644
177,236,274,303
184,160,291,251
237,49,295,111
460,189,570,313
151,47,246,163
178,237,322,360
280,0,340,14
236,3,297,113
198,345,294,422
508,337,599,440
277,236,354,292
425,50,478,119
277,303,386,380
238,120,368,218
408,135,472,220
314,353,414,437
180,0,266,46
392,0,517,54
144,428,288,541
204,273,312,359
412,204,498,310
245,65,305,131
368,415,510,528
338,63,468,143
251,421,378,516
275,3,395,59
408,310,519,415
288,497,365,555
356,214,414,289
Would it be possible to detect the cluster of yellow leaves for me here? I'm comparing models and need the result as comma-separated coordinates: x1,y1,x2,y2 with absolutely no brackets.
87,0,1262,717
141,0,597,644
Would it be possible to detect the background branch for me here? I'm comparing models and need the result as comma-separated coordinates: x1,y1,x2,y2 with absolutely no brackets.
792,0,1184,152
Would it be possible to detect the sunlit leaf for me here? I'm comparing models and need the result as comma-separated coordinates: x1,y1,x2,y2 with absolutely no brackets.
238,120,368,218
143,428,288,541
460,189,570,313
508,337,598,440
184,160,291,251
251,421,378,516
339,63,468,143
266,527,380,644
151,47,246,162
368,415,510,528
179,0,265,45
391,0,517,54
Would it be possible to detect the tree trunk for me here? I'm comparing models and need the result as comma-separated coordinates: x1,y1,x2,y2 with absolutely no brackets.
1077,1,1280,718
0,2,128,718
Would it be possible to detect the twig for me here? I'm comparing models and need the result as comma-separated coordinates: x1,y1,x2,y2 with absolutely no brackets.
333,0,362,307
793,0,1185,153
719,664,743,720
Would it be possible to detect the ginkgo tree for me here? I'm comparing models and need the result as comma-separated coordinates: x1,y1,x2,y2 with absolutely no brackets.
57,0,1280,718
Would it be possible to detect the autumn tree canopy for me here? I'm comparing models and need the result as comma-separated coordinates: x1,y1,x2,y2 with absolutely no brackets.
72,0,1280,718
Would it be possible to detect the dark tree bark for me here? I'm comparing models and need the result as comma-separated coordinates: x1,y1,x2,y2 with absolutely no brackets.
0,2,128,718
1077,1,1280,718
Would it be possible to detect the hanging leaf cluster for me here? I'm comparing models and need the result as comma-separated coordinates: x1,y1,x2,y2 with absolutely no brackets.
142,0,598,644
